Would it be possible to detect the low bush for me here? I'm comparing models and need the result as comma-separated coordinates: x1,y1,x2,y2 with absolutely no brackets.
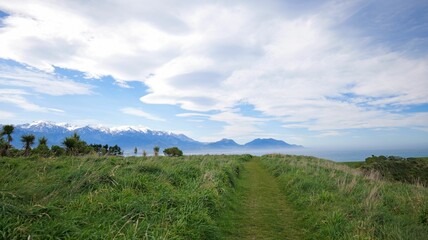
163,147,183,157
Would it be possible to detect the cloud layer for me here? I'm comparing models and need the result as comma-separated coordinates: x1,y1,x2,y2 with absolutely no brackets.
121,107,165,122
1,0,427,137
0,63,93,113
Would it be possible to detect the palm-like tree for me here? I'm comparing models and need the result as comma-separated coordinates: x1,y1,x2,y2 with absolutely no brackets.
38,136,48,146
63,137,78,155
0,137,7,156
2,125,14,147
153,146,160,157
72,132,80,141
36,136,49,156
63,133,85,155
21,134,35,156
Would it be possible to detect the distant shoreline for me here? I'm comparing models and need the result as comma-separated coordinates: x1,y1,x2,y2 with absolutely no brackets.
123,148,428,162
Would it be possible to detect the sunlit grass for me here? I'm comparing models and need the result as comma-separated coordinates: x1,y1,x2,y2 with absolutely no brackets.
260,154,428,239
0,155,247,239
2,154,426,239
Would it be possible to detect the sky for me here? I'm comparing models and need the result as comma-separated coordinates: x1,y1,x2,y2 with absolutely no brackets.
0,0,428,149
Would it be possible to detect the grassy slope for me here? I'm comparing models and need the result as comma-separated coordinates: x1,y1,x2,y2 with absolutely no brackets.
340,161,365,168
218,158,301,240
261,154,428,239
2,154,427,239
361,157,428,186
0,155,246,239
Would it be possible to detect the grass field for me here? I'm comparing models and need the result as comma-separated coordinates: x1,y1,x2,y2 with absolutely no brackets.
0,155,249,239
1,154,427,239
261,154,428,239
339,161,365,168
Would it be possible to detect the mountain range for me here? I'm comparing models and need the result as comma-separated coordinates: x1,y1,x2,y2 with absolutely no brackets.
1,121,303,154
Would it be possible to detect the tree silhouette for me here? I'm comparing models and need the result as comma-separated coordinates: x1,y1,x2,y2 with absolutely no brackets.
72,132,80,141
0,137,6,156
38,137,48,146
163,147,183,157
63,132,88,155
63,135,79,155
21,134,35,156
2,125,14,150
108,145,122,156
153,146,160,157
35,136,49,156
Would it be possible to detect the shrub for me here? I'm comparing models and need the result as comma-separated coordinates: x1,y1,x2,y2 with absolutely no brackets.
51,145,65,157
163,147,183,157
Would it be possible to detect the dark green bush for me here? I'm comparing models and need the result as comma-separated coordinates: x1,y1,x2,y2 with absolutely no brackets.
163,147,183,157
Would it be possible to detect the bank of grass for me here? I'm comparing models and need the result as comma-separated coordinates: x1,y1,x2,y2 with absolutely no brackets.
361,156,428,186
0,155,248,239
260,154,428,240
340,161,364,168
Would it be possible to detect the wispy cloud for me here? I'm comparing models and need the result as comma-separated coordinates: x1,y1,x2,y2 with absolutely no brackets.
121,107,165,122
0,64,93,95
0,110,14,119
177,110,271,142
315,131,342,138
0,89,64,113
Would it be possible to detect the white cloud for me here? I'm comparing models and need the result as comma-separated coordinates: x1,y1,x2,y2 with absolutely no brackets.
0,0,427,134
0,89,64,113
176,112,210,118
0,110,14,119
0,64,93,95
121,107,165,122
141,3,428,132
315,131,342,138
177,110,272,142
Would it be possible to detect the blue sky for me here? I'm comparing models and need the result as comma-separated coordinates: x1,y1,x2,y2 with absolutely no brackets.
0,0,427,149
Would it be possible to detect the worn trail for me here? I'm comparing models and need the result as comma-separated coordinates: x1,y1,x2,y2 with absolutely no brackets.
220,158,301,239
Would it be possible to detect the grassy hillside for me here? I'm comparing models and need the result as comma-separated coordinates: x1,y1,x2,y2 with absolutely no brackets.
360,156,428,186
2,154,427,239
0,155,249,239
340,161,365,168
261,154,428,240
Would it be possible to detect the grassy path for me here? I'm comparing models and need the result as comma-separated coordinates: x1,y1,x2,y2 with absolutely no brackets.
220,158,301,239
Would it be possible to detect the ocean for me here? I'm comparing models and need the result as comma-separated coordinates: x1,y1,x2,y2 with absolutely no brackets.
185,148,428,162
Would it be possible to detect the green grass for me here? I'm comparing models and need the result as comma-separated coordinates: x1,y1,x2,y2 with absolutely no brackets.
2,154,427,239
260,154,428,240
361,156,428,186
339,161,364,168
0,155,247,239
218,157,301,240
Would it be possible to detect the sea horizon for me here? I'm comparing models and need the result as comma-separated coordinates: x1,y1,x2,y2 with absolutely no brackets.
123,147,428,162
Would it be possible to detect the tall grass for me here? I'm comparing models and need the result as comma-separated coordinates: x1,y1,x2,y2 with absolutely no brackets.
260,154,428,240
0,155,248,239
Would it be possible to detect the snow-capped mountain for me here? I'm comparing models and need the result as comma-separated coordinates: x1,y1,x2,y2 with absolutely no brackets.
2,121,302,153
5,121,199,151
